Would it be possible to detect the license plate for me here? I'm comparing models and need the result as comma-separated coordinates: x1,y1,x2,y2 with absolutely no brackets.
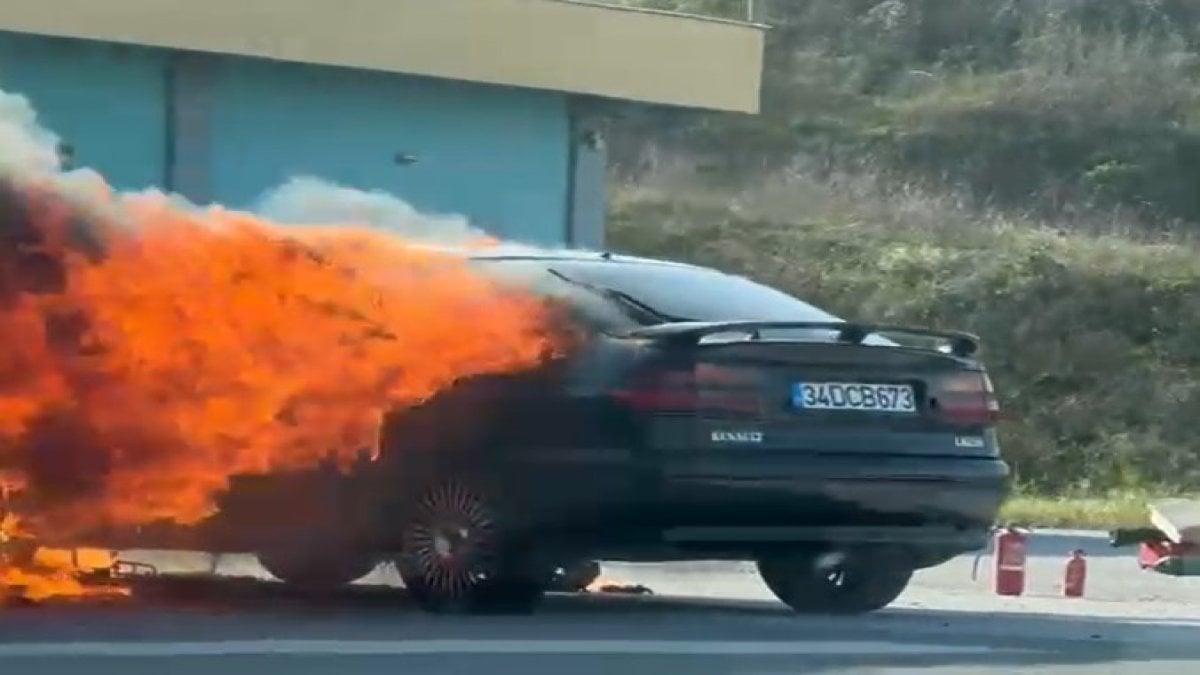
791,382,916,413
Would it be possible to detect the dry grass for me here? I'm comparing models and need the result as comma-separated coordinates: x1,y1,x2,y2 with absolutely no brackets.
998,493,1157,530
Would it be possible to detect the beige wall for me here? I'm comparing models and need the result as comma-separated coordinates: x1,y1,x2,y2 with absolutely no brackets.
0,0,764,113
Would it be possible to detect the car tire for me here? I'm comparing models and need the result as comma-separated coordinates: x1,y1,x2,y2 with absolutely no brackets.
394,478,546,614
756,546,914,615
256,547,377,591
549,560,602,592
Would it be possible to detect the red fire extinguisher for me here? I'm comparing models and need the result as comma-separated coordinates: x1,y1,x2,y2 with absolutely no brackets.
993,527,1028,596
1063,549,1087,598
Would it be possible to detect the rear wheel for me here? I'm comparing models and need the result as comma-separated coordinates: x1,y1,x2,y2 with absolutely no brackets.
256,547,377,590
549,560,602,592
394,478,546,614
757,546,913,615
226,467,377,590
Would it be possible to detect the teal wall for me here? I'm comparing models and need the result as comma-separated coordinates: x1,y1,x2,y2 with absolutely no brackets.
206,58,570,244
0,32,167,190
0,32,602,246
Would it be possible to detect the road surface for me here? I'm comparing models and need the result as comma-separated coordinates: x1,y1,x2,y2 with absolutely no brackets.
1,530,1197,674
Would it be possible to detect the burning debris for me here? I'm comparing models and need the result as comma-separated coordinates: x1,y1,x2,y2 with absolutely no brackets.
586,577,654,596
2,475,126,603
0,89,563,602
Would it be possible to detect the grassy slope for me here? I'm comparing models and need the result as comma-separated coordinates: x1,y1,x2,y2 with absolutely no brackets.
999,493,1152,530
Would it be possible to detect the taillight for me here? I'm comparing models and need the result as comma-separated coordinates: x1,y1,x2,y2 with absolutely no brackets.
611,368,699,412
611,364,762,415
932,371,1000,426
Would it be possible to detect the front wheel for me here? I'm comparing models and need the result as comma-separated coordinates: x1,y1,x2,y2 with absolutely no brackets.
394,478,546,614
256,547,377,590
757,546,914,615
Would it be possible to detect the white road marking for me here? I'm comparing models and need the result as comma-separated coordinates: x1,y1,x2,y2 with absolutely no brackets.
0,639,1027,658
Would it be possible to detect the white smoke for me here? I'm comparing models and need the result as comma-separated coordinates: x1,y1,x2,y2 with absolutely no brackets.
254,177,575,258
0,85,572,257
0,90,60,177
254,177,493,246
0,88,131,231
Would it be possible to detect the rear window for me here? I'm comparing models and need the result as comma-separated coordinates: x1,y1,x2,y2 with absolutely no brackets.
476,258,896,346
546,260,842,324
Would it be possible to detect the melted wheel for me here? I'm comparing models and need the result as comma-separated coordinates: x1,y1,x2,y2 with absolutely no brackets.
399,480,500,607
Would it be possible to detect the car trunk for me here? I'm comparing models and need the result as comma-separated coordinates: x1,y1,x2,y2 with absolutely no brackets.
613,336,1003,527
634,339,998,457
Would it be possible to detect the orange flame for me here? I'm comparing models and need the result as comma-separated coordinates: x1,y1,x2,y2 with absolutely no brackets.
0,174,563,599
3,483,128,602
2,537,128,603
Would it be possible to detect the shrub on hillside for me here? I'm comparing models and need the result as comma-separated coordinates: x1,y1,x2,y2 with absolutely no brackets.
882,25,1200,223
610,0,1200,227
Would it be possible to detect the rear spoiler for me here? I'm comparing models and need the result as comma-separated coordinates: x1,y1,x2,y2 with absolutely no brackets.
622,321,980,358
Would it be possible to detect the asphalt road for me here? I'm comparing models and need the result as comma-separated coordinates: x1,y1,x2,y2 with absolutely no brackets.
1,531,1198,674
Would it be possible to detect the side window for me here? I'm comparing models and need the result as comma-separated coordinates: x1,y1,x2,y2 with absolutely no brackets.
473,260,636,334
532,276,637,334
552,261,842,324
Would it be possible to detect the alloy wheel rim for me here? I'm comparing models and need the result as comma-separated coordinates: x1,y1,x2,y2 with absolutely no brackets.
404,481,498,600
813,550,857,590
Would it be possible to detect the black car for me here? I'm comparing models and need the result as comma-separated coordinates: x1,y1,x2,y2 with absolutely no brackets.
227,249,1009,615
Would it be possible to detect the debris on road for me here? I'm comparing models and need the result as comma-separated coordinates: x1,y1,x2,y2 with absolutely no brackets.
585,575,653,596
1110,499,1200,577
548,561,602,593
590,583,654,595
2,477,131,605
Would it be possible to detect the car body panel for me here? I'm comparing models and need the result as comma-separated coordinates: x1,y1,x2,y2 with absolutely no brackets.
87,250,1008,563
370,252,1011,560
386,249,1012,550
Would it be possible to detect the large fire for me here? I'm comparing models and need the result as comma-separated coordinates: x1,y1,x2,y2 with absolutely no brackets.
2,511,128,603
0,103,563,602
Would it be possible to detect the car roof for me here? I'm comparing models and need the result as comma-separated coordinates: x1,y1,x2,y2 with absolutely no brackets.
410,242,702,271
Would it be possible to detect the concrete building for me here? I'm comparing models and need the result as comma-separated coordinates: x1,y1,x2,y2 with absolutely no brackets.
0,0,764,247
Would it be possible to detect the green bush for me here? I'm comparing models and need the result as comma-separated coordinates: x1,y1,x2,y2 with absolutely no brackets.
608,180,1200,494
878,25,1200,222
611,0,1200,226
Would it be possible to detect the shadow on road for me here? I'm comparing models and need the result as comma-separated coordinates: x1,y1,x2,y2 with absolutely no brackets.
1,574,1193,671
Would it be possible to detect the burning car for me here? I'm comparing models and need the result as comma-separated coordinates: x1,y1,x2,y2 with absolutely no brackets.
0,172,1009,614
196,249,1011,614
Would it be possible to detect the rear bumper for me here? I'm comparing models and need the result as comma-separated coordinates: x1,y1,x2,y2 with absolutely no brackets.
662,524,988,549
654,454,1010,540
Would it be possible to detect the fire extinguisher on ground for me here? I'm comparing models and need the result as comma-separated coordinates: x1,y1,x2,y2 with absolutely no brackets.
1063,549,1087,598
993,526,1028,596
